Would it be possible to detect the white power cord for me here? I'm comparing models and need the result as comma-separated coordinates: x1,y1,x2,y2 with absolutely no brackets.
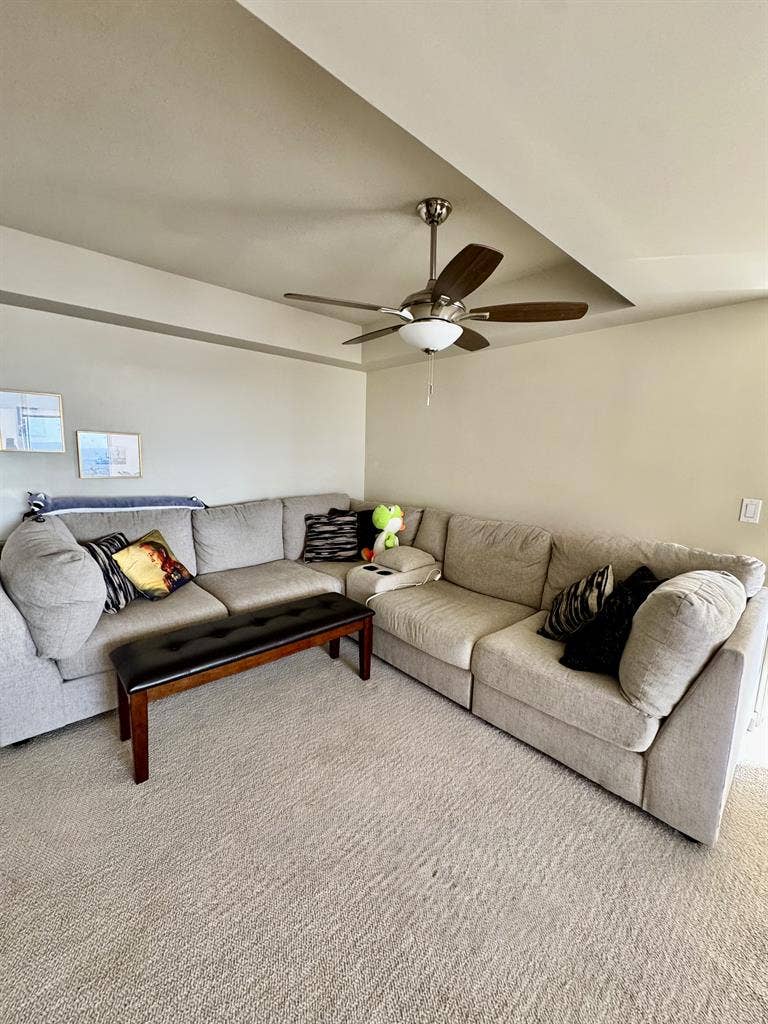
364,567,442,607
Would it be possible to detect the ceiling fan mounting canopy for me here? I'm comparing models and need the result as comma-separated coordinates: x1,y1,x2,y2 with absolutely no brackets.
416,196,453,227
284,197,588,354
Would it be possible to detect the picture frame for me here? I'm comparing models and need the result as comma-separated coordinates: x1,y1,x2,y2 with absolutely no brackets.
0,388,65,453
77,430,143,479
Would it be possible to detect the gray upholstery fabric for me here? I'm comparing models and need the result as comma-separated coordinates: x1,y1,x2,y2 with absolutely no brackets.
282,493,349,561
347,564,442,607
307,560,362,592
0,516,106,659
472,680,645,806
350,500,424,546
193,499,283,574
372,625,473,707
413,508,451,562
196,559,340,613
472,611,659,752
371,579,534,670
0,582,67,745
643,589,768,845
542,529,765,608
376,547,435,572
444,514,552,606
59,507,199,575
620,571,747,718
57,583,227,680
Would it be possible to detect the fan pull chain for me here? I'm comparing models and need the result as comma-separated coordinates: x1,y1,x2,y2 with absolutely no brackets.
426,350,436,406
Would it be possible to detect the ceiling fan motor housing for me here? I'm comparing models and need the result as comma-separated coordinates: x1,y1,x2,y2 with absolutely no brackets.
400,288,466,324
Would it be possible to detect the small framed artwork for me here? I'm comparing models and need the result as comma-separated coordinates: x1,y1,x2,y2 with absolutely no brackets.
0,389,65,453
77,430,143,479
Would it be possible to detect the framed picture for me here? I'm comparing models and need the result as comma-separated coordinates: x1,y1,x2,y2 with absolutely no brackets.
0,389,65,453
77,430,142,479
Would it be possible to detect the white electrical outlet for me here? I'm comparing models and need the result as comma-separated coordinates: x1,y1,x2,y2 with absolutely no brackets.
739,498,762,524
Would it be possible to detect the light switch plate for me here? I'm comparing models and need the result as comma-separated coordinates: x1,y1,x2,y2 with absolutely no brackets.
739,498,762,524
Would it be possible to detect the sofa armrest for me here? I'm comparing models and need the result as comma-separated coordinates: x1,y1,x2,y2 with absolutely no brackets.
347,558,440,606
0,579,66,746
643,587,768,845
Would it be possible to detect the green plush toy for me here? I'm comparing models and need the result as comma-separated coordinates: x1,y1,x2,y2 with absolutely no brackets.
363,504,405,562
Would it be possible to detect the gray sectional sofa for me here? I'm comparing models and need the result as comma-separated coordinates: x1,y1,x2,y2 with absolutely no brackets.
1,491,766,846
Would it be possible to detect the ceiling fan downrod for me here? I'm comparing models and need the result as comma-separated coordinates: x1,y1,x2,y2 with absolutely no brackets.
416,197,452,284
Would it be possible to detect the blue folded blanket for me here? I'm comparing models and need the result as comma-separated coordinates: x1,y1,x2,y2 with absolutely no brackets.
26,492,206,518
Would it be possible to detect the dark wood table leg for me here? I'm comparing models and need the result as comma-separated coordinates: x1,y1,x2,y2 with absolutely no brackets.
117,678,131,741
328,637,340,659
129,691,149,784
359,617,372,681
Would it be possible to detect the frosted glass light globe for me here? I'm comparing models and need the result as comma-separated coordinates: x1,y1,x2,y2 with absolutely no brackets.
398,319,463,352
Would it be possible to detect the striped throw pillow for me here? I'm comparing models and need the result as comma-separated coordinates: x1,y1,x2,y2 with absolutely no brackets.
538,564,614,641
303,513,359,562
81,532,138,614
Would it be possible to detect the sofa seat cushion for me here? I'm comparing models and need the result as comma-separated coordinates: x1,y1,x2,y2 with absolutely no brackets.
371,579,535,670
472,611,659,752
57,583,227,680
306,560,363,592
196,559,340,613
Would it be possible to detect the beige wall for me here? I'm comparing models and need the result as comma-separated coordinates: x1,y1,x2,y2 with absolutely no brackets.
366,300,768,562
0,304,365,537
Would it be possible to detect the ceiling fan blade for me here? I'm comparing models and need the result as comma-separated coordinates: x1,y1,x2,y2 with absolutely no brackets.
454,327,490,351
431,244,504,303
342,324,403,346
284,292,404,317
469,301,589,323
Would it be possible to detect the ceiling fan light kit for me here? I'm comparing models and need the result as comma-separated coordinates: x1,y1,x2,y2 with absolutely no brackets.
284,197,589,405
398,318,463,352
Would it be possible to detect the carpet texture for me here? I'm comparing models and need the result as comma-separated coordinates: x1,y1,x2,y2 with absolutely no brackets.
1,642,767,1024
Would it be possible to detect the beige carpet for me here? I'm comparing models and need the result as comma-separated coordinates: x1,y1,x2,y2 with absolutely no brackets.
2,642,767,1024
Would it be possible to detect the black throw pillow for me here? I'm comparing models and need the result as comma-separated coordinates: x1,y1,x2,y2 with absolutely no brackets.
560,565,663,677
330,507,377,559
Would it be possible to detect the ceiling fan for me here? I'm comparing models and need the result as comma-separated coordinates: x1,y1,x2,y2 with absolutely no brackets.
285,197,588,355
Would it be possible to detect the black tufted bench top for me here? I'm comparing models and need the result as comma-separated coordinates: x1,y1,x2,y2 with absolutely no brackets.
111,593,374,783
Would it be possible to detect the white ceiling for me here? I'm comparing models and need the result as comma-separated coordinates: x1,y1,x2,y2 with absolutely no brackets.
1,0,764,370
245,0,768,323
0,0,626,357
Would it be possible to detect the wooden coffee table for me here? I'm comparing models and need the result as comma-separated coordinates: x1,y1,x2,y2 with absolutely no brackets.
110,593,374,784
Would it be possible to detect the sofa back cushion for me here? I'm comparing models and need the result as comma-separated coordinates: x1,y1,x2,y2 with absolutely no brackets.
413,508,451,562
58,507,198,576
350,499,424,546
0,516,106,658
193,499,283,574
282,493,349,561
619,570,747,718
542,530,765,609
444,514,552,606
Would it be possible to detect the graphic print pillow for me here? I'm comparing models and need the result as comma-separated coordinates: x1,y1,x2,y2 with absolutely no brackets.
111,529,192,600
538,564,614,641
303,513,359,562
81,532,138,614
